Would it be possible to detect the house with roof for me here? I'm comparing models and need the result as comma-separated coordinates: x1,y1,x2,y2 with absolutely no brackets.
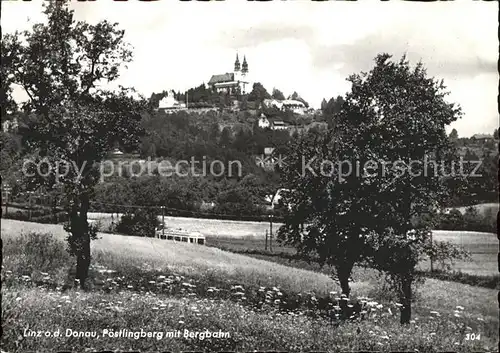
270,119,288,131
208,54,251,95
281,99,306,115
471,133,494,141
158,90,186,111
258,114,270,129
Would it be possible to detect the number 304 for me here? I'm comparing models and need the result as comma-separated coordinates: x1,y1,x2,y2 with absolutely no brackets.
466,333,481,340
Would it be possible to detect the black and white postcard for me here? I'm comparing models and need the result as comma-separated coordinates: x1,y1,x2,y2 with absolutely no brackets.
1,1,498,352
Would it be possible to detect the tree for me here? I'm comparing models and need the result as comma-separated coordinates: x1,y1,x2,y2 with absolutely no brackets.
208,122,220,141
289,91,309,107
116,207,160,238
494,128,499,140
340,54,462,324
271,88,285,100
449,128,458,140
320,98,328,112
279,54,464,324
3,2,145,289
219,127,232,148
248,82,271,104
278,127,373,297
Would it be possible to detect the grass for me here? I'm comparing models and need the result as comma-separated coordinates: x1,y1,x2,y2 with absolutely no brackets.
1,220,347,295
451,203,499,215
88,212,278,238
3,287,493,353
88,212,498,276
205,230,498,276
1,219,498,352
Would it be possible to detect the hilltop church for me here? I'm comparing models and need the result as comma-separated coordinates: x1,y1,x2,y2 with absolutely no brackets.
208,54,252,95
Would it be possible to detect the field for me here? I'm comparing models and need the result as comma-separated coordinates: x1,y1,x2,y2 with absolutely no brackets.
88,212,498,276
1,219,498,352
88,212,275,238
452,203,499,216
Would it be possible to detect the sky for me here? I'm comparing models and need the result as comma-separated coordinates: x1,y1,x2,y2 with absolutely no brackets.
3,0,498,137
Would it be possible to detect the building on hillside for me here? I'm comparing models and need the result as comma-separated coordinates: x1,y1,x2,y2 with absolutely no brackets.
262,99,283,110
158,90,186,111
258,114,270,128
471,133,494,141
281,99,306,115
208,53,251,95
270,119,288,131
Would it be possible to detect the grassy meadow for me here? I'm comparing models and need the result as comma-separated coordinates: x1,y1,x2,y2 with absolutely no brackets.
1,219,498,352
89,212,498,276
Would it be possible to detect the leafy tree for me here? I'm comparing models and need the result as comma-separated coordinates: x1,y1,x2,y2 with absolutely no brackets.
271,88,285,100
248,82,271,104
437,209,464,230
3,2,145,289
322,96,344,127
279,54,464,324
209,122,220,141
341,54,462,324
463,148,479,161
289,91,309,107
278,127,370,297
116,207,160,238
449,128,458,140
320,98,328,112
219,127,232,148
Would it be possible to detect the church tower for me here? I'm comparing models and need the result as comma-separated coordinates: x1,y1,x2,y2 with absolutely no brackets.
241,55,248,76
234,54,241,72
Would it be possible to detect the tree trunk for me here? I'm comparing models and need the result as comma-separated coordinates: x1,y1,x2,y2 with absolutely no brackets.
70,194,91,290
336,263,354,298
400,275,412,324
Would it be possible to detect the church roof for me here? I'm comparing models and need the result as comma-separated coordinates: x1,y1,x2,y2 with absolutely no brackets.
208,73,234,85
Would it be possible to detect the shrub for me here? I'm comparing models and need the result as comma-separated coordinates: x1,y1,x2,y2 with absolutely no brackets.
3,231,71,275
437,209,464,230
434,207,496,233
115,208,159,237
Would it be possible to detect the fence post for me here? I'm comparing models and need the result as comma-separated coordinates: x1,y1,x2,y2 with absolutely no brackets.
430,231,434,272
28,192,32,221
161,205,165,239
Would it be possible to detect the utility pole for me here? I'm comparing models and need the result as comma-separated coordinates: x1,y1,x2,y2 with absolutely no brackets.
3,185,11,217
161,205,165,239
265,229,268,251
430,230,434,272
28,191,33,220
269,214,273,252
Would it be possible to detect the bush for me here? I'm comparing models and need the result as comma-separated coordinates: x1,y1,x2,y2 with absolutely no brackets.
436,209,464,230
115,208,159,237
434,207,496,233
3,231,71,275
